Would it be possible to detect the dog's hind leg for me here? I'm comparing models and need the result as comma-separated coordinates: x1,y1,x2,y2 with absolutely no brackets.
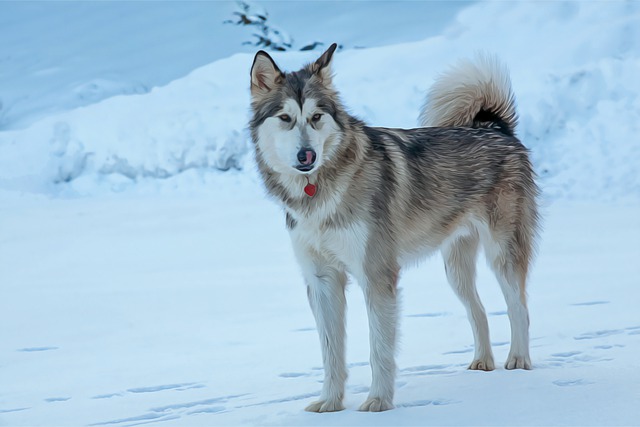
296,247,348,412
489,248,532,370
484,190,536,370
442,230,495,371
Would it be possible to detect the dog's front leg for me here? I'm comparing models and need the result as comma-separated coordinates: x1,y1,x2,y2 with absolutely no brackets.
293,242,348,412
359,265,399,412
305,270,348,412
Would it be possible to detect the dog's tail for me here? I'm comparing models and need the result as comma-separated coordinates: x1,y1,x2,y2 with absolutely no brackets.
419,54,518,137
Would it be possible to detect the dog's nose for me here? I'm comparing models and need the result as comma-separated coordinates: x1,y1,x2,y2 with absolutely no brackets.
297,148,316,166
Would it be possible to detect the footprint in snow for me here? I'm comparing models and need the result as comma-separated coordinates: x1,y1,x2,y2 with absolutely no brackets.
0,407,30,414
92,382,205,401
489,310,508,316
45,397,71,403
348,361,369,368
553,379,594,387
17,346,59,352
127,382,204,393
396,399,457,408
550,351,582,358
574,329,624,340
406,312,451,318
92,393,123,399
186,406,225,415
401,364,457,376
625,326,640,335
545,351,583,367
292,327,315,332
279,372,312,378
594,344,624,350
150,395,245,413
237,392,320,408
570,301,610,306
91,394,246,426
443,347,473,355
89,413,177,426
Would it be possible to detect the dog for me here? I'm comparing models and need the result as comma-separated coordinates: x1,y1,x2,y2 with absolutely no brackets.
248,43,539,412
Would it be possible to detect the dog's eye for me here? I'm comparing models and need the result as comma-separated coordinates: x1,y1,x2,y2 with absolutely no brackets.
278,114,291,123
311,113,323,122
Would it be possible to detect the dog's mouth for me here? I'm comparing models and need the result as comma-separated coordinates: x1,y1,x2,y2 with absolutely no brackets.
295,148,317,172
296,164,314,172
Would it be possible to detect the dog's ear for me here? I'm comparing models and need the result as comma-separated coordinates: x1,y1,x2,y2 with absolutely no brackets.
251,51,284,97
312,43,338,82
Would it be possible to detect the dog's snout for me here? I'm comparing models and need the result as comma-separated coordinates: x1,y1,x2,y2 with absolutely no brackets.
296,148,317,171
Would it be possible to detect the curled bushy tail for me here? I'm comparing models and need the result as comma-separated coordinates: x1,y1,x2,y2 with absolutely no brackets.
419,54,518,137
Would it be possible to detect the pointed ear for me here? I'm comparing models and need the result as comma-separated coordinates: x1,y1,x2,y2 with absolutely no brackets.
312,43,338,82
250,51,284,97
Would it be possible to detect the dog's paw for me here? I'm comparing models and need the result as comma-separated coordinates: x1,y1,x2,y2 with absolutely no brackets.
505,355,532,370
468,358,495,371
358,397,394,412
305,399,345,413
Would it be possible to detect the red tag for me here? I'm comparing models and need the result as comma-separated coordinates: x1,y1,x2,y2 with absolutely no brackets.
304,183,316,197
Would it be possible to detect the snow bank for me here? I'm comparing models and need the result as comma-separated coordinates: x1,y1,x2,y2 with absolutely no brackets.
0,1,638,200
0,55,251,195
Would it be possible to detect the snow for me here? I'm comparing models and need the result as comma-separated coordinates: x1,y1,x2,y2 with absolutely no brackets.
2,193,639,426
1,0,639,425
0,1,466,130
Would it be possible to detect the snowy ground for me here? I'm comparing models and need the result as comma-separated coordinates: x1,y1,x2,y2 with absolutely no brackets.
1,0,640,425
2,188,639,426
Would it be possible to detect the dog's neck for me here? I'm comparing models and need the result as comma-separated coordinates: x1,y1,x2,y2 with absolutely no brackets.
255,128,366,222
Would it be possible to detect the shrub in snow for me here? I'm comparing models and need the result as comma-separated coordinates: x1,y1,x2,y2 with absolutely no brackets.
224,1,291,51
224,1,324,51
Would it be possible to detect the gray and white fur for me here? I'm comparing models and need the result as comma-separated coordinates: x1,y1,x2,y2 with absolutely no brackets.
249,44,539,412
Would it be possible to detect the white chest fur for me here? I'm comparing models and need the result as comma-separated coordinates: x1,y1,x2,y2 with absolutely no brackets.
289,214,369,282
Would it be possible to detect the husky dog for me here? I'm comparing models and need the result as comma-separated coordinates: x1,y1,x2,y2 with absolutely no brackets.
249,44,539,412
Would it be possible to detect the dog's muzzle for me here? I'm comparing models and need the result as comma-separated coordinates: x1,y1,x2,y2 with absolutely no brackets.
296,148,317,172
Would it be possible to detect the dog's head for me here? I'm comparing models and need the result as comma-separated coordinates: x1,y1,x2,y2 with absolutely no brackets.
249,43,343,177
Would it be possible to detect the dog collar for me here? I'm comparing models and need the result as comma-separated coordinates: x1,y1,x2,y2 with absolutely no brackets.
304,176,317,197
